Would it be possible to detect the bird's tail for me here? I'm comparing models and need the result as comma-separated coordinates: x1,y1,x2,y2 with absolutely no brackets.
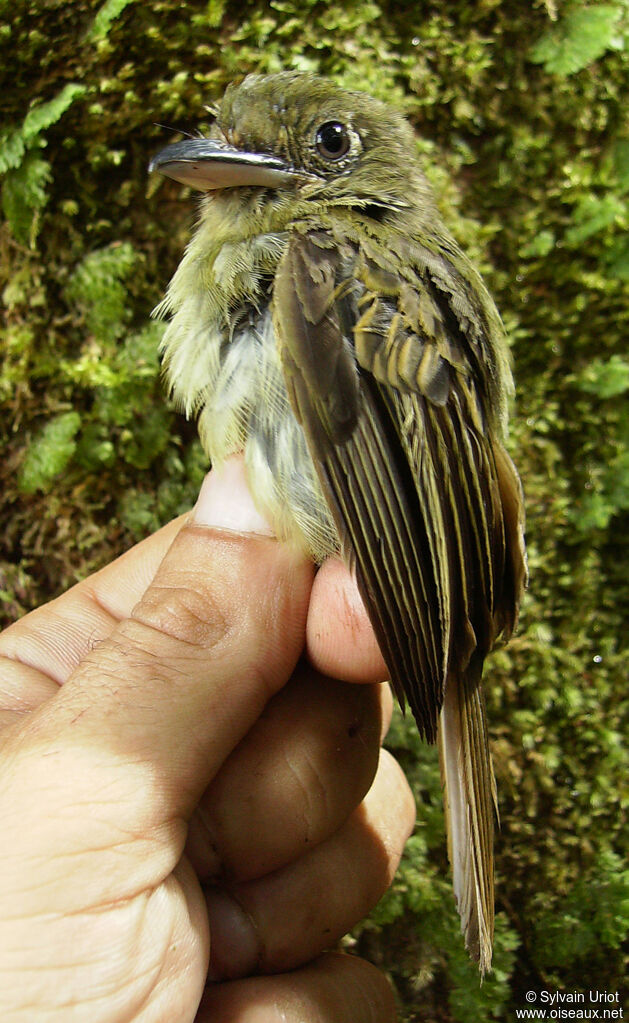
438,651,497,975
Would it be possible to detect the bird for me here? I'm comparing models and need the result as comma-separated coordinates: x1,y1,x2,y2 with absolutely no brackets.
149,71,527,974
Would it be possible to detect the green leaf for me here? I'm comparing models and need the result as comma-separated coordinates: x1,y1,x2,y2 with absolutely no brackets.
0,83,86,177
520,229,556,258
18,412,82,494
613,138,629,193
530,4,623,76
88,0,137,42
606,448,629,512
1,155,52,245
606,236,629,278
21,83,86,143
577,355,629,398
205,0,227,28
564,193,625,246
0,130,26,175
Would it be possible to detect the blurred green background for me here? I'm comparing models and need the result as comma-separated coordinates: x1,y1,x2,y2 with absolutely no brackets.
1,1,627,1019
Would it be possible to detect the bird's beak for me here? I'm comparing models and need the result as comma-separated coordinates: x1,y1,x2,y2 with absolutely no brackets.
148,137,302,190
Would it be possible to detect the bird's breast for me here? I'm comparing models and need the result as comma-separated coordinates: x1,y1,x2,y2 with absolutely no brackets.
160,243,339,561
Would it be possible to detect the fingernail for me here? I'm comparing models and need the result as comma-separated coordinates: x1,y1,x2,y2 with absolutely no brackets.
207,888,261,980
193,456,275,536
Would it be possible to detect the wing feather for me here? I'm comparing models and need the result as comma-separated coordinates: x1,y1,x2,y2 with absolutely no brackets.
273,228,526,972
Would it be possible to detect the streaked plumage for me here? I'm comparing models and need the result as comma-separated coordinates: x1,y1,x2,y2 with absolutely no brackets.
150,72,527,972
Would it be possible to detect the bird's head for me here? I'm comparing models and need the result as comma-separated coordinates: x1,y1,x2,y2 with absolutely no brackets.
149,72,436,225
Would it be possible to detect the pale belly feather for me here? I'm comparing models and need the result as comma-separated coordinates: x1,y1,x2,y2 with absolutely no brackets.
166,299,339,561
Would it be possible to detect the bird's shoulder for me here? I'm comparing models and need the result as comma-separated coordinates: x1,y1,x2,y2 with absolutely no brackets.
279,218,505,424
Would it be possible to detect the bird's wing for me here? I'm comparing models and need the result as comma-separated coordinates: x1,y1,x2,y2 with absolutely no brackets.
273,228,526,972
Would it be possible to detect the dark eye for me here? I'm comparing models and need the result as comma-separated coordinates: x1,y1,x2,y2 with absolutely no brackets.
315,121,351,160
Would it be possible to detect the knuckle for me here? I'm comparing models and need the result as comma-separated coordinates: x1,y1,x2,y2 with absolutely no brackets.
132,583,231,651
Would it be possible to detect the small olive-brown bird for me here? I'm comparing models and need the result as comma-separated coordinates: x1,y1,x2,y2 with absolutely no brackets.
150,71,527,973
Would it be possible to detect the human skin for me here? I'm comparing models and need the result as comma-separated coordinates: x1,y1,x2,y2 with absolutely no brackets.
0,456,415,1023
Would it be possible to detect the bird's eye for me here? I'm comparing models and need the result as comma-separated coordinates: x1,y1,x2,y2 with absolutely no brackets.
315,121,351,160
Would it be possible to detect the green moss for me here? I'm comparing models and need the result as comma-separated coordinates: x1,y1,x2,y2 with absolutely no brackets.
63,242,139,342
531,4,624,76
19,411,82,494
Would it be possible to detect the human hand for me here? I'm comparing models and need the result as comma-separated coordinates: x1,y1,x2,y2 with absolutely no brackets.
0,457,415,1023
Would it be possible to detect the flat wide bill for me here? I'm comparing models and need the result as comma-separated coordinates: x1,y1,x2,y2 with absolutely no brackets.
148,137,299,190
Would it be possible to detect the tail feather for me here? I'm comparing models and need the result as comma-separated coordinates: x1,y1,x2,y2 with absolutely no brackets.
439,653,497,974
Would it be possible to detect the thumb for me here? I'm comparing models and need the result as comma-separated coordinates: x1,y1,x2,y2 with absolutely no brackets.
3,459,314,909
